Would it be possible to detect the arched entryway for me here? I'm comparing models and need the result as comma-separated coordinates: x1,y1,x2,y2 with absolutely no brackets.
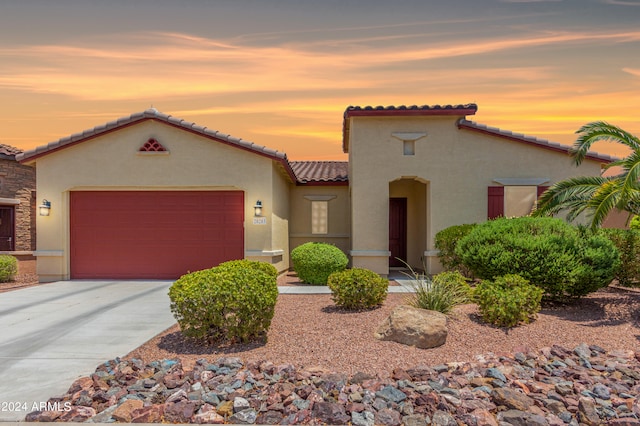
389,177,428,271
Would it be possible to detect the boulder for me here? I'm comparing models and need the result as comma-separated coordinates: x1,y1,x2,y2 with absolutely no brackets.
374,305,447,348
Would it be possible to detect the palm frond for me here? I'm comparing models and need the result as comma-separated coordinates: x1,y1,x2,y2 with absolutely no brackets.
534,176,610,217
571,121,640,166
587,180,624,229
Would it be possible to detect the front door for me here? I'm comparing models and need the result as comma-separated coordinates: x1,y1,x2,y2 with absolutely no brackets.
0,207,14,251
389,198,407,267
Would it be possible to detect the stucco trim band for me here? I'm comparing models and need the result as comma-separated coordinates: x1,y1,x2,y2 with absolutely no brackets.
33,250,64,257
245,250,285,257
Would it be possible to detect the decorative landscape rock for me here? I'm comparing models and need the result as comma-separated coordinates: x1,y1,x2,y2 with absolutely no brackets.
25,344,640,425
374,304,447,348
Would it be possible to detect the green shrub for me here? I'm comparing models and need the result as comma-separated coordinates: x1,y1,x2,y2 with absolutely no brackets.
327,268,388,309
405,270,472,315
0,255,17,282
290,242,348,285
456,217,619,301
601,228,640,287
217,259,278,279
168,264,278,343
630,215,640,230
434,224,476,277
474,274,543,327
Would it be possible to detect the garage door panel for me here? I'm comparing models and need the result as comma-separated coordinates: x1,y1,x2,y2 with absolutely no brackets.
70,191,244,279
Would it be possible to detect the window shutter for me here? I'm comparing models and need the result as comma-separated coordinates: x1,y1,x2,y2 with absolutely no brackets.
488,186,504,219
537,186,549,198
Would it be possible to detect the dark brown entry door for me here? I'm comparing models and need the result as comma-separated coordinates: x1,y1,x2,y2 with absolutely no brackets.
0,207,15,251
389,198,407,267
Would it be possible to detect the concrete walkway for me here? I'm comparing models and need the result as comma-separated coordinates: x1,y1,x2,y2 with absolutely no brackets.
277,283,416,294
0,280,175,421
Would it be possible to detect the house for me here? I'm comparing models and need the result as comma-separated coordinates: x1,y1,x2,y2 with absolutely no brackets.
0,144,36,259
17,105,612,282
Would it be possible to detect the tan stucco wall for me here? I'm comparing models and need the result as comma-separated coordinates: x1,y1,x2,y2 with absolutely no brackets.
245,163,290,272
289,185,350,259
30,120,292,281
348,115,604,275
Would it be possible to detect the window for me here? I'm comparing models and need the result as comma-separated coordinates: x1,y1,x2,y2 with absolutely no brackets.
311,201,328,234
488,185,548,219
504,186,537,217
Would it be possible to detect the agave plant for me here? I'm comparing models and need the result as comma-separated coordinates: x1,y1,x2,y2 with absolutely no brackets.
533,121,640,229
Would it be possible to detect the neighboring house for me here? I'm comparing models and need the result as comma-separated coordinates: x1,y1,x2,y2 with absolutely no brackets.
0,144,36,259
17,105,612,281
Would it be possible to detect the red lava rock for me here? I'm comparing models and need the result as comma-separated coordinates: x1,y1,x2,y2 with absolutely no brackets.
67,376,93,394
58,406,96,422
25,345,640,425
163,400,196,423
24,410,62,422
112,399,144,422
131,405,164,423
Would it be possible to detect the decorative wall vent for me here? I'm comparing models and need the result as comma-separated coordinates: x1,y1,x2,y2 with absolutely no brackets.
139,138,167,152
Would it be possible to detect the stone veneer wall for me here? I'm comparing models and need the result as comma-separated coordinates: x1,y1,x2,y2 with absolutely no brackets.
0,158,36,251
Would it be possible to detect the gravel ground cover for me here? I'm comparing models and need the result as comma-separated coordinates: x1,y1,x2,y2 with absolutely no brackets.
127,287,640,377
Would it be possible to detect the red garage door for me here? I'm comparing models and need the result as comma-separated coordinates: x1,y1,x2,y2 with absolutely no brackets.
70,191,244,279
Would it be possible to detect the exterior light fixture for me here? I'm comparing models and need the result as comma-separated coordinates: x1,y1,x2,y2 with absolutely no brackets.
39,199,51,216
254,200,263,217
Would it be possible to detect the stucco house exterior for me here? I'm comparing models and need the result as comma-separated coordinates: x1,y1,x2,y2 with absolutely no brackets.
17,105,613,281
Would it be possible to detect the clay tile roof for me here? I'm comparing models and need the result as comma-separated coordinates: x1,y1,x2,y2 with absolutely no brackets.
343,103,478,152
0,144,22,159
290,161,349,184
16,109,295,180
345,103,478,116
458,120,618,164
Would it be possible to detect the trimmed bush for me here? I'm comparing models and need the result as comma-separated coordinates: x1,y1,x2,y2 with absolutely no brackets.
0,255,17,282
630,215,640,230
168,263,278,343
327,268,388,309
601,228,640,287
405,270,472,315
217,259,278,279
290,242,348,285
474,274,543,327
456,217,619,301
434,224,476,277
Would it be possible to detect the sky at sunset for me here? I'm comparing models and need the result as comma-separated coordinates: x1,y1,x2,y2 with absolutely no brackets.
1,0,639,160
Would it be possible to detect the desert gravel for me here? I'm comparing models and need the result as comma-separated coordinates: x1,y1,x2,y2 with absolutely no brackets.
127,286,640,377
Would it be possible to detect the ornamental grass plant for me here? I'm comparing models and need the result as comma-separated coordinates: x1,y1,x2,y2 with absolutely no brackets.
404,269,471,315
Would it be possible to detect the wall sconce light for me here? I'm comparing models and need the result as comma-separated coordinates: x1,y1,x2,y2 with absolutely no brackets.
39,199,51,216
254,200,263,217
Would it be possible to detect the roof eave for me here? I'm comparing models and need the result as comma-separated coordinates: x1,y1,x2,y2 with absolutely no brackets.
17,112,297,183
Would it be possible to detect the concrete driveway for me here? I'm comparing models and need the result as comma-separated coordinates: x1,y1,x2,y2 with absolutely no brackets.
0,280,175,421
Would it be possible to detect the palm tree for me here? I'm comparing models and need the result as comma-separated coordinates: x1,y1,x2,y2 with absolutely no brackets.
533,121,640,229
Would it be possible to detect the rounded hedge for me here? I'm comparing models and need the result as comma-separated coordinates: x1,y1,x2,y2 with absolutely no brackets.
474,274,543,327
327,268,388,309
456,216,619,301
290,242,348,285
0,255,17,282
434,224,476,277
168,262,278,343
217,259,278,279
